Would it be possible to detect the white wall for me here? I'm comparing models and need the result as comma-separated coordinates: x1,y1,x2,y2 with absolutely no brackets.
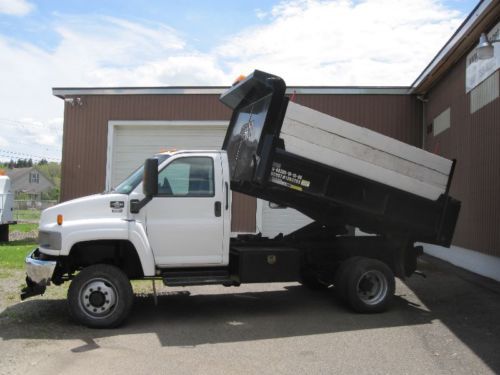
258,200,313,238
419,243,500,282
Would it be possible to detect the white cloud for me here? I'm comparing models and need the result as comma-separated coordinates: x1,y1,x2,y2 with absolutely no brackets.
217,0,463,85
0,0,34,16
0,1,466,161
0,117,62,161
255,8,269,20
0,16,230,161
0,136,8,147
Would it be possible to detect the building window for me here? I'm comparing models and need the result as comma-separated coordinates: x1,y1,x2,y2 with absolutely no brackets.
470,71,499,114
29,172,39,184
433,107,450,136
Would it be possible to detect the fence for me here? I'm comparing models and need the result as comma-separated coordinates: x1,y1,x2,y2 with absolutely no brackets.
13,200,58,222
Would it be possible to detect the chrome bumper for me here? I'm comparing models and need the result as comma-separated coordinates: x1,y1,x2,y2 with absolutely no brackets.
21,249,57,300
26,248,57,285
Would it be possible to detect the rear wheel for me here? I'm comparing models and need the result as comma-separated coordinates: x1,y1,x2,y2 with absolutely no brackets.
344,258,395,313
334,257,362,301
68,264,133,328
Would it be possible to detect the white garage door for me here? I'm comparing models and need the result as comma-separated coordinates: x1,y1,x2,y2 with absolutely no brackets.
260,202,313,238
108,122,228,188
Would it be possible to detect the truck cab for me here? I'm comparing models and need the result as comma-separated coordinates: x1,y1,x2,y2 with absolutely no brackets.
33,150,231,273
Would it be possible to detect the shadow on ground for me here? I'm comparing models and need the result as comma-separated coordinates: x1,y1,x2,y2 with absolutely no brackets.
1,255,499,370
402,255,500,372
1,284,431,346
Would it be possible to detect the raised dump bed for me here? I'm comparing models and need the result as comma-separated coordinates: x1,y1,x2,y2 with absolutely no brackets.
220,70,460,246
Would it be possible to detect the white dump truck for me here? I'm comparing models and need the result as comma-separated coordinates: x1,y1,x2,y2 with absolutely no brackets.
0,175,15,242
21,71,461,328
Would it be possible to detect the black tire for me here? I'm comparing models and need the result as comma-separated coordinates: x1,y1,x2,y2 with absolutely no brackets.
299,269,330,290
345,258,395,313
334,257,362,301
68,264,134,328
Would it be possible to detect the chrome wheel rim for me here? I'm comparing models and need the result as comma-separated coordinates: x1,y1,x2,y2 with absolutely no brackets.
356,270,388,305
79,278,118,319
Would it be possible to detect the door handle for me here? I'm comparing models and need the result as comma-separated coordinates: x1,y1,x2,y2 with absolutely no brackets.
225,182,229,210
214,201,222,217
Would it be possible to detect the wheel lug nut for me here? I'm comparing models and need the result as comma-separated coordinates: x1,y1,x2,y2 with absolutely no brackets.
105,300,109,304
93,309,97,312
98,287,101,291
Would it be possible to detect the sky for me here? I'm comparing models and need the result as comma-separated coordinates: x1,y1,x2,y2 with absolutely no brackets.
0,0,478,162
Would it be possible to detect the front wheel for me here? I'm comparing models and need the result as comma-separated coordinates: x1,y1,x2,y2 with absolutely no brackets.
344,258,395,313
68,264,134,328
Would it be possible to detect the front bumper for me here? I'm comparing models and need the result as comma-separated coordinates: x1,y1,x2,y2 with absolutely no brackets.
20,248,57,300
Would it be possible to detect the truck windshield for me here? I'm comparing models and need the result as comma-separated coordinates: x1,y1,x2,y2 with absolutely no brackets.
114,154,170,194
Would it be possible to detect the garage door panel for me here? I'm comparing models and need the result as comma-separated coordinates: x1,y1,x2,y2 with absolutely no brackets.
111,125,227,186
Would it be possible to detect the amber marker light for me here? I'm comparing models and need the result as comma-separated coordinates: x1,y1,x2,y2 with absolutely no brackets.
57,215,63,225
232,75,246,86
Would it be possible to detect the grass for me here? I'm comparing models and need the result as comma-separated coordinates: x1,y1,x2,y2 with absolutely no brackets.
13,209,41,222
0,237,156,309
0,239,37,270
9,223,38,233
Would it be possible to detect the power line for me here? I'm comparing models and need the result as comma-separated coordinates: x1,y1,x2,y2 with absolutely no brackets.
0,149,61,162
0,118,63,153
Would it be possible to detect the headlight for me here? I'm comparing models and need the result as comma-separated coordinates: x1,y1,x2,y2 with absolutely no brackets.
38,231,62,250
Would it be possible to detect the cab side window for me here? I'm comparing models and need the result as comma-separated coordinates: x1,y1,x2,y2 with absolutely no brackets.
158,157,214,197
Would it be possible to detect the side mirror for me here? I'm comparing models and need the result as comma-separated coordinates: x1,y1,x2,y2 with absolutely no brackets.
143,158,158,197
130,158,159,214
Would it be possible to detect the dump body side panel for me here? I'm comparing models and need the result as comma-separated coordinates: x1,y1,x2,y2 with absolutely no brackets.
220,70,460,246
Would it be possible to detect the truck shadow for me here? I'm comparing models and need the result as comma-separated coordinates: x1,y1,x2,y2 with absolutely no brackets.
1,256,498,372
0,284,431,347
400,256,500,373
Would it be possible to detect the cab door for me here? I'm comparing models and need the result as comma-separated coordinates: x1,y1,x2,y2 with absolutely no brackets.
145,153,225,266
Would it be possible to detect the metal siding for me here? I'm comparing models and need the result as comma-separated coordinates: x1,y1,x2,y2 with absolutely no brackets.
295,94,422,146
61,94,232,201
231,192,256,232
61,93,421,236
425,55,500,257
62,93,421,200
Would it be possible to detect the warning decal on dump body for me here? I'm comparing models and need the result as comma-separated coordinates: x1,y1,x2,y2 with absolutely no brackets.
270,162,311,191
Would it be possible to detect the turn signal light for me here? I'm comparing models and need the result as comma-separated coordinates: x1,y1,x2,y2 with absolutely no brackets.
57,215,63,225
232,75,246,86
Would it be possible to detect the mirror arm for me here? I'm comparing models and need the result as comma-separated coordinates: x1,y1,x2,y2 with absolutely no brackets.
130,196,153,214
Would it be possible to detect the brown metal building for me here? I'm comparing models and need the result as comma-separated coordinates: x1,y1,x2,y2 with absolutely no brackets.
53,0,500,280
55,89,420,202
410,0,500,277
53,87,419,234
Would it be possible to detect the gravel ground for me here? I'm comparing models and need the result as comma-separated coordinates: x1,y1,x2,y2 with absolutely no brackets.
0,256,499,375
8,230,38,242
